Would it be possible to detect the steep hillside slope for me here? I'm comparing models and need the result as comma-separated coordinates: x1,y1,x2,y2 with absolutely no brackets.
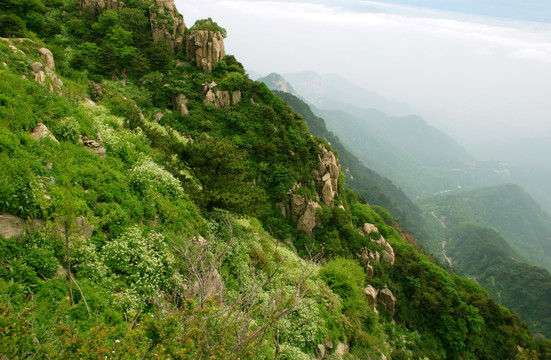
273,91,429,243
420,184,551,272
445,224,551,338
0,1,549,358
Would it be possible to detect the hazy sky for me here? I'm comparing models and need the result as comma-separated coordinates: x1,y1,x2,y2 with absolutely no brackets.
175,0,551,148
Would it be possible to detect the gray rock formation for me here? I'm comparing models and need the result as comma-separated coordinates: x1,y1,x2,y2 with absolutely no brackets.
186,20,225,73
290,194,307,222
202,81,241,107
315,344,326,359
82,135,106,157
365,263,374,279
172,93,189,115
80,0,123,14
31,123,58,143
149,0,186,53
0,213,42,239
364,285,378,307
378,286,397,316
297,200,320,235
363,222,379,235
335,342,350,356
39,47,55,69
316,148,340,206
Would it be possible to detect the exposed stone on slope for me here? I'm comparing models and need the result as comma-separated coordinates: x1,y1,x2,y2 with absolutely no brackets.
186,21,225,73
39,47,55,69
316,148,340,206
31,123,58,143
364,285,378,307
172,93,189,115
202,81,241,107
79,0,124,14
335,342,350,357
297,200,320,236
363,222,379,236
365,264,374,279
0,213,43,239
378,286,397,316
315,344,326,359
290,194,308,222
149,0,186,53
82,135,106,157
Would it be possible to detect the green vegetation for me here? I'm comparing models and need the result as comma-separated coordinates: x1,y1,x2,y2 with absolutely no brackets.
419,185,551,338
190,18,227,38
0,1,548,359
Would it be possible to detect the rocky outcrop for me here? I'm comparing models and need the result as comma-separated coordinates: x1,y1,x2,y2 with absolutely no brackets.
361,223,395,266
39,47,55,69
364,285,378,307
297,200,321,235
202,81,241,107
315,148,340,206
81,135,106,157
315,344,326,359
378,286,397,316
172,93,189,115
149,0,186,53
0,212,43,239
79,0,124,14
186,20,225,73
335,342,350,357
29,47,63,93
31,123,58,143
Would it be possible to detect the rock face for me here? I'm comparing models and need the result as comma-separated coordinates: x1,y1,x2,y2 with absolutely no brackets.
297,200,321,235
202,81,241,107
0,213,42,239
39,47,55,69
364,285,378,307
29,47,63,92
316,148,340,206
31,123,58,143
82,135,106,157
172,93,189,115
149,0,186,53
378,286,397,316
79,0,123,14
186,20,225,73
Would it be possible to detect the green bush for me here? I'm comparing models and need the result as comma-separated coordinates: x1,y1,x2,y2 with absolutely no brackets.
54,117,81,143
0,14,26,37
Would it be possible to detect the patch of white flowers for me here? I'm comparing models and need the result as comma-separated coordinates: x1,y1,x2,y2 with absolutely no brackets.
102,226,175,301
278,294,326,350
277,344,314,360
71,240,108,282
129,156,184,197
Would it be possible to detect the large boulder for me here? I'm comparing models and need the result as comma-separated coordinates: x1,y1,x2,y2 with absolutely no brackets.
290,194,307,222
149,0,186,53
31,123,58,143
317,148,340,206
297,201,320,235
364,285,378,307
39,47,55,69
378,286,397,316
202,82,241,107
79,0,123,14
172,93,189,115
186,20,225,73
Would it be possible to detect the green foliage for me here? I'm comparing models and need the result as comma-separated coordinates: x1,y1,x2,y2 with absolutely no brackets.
0,14,26,37
191,18,227,38
53,117,81,143
183,135,267,214
220,72,245,90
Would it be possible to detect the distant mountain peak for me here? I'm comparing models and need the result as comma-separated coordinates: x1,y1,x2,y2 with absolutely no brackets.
258,73,299,97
